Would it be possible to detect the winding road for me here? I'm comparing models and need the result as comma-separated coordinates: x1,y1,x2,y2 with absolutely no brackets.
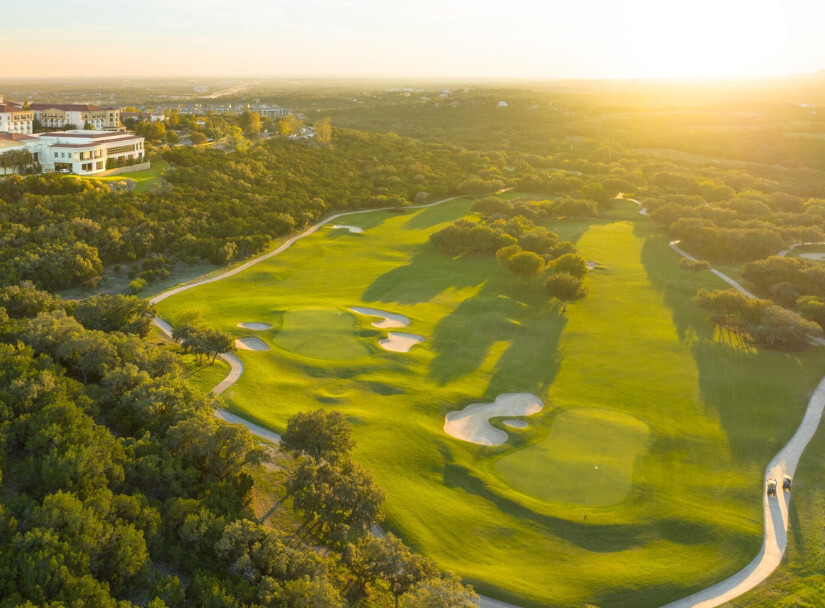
150,194,825,608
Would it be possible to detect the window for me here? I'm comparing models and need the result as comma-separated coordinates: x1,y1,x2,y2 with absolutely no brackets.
96,161,103,170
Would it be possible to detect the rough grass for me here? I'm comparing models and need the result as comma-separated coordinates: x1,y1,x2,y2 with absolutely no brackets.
156,197,825,608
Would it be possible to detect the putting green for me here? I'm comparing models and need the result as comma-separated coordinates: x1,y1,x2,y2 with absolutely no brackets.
273,308,370,360
496,408,650,507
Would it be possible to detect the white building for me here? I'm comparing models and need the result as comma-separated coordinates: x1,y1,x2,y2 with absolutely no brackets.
30,104,121,130
14,130,146,175
121,111,166,122
0,102,34,134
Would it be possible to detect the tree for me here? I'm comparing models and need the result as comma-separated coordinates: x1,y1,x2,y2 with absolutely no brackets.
190,131,208,145
239,111,261,137
287,457,384,545
74,295,156,337
750,306,821,348
314,117,332,145
553,253,588,278
399,573,479,608
798,295,825,330
546,272,587,313
353,533,438,608
679,258,711,272
281,409,354,462
278,114,302,136
505,250,545,284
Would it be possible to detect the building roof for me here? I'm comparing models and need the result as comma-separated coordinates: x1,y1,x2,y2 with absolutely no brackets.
30,103,111,112
0,132,37,142
0,104,31,114
42,130,136,139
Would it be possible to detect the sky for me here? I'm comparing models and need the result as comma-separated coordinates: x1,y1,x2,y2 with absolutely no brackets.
2,0,825,80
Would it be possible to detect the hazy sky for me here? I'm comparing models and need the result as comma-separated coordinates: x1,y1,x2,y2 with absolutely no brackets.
3,0,824,79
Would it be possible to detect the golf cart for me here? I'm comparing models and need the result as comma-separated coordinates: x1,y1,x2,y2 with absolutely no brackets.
783,475,792,492
767,479,777,497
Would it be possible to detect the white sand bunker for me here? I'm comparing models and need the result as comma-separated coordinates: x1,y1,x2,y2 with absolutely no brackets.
444,393,543,446
379,332,424,352
503,419,529,429
235,337,270,351
330,224,364,233
350,306,410,328
586,260,600,269
237,322,271,330
800,253,825,261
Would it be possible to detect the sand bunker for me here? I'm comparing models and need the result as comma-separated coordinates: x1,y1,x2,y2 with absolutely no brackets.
444,393,543,446
586,260,599,269
237,322,271,330
503,419,529,429
800,253,825,261
235,337,270,351
379,332,424,352
330,224,364,233
350,306,410,328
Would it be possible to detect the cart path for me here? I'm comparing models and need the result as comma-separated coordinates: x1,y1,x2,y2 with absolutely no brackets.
152,317,280,444
661,241,825,607
150,196,825,608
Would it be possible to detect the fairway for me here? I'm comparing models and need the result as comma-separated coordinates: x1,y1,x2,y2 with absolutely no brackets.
155,197,825,607
496,408,650,507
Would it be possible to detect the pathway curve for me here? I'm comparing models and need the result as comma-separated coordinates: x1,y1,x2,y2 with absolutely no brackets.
662,239,825,607
149,194,825,608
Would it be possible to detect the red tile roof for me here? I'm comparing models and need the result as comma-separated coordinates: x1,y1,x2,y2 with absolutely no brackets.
30,103,107,112
0,104,31,114
0,132,36,142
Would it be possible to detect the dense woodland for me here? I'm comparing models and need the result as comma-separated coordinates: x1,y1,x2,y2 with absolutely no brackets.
0,285,477,607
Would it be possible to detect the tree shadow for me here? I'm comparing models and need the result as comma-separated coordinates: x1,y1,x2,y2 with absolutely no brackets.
361,245,489,305
638,223,825,469
427,280,566,390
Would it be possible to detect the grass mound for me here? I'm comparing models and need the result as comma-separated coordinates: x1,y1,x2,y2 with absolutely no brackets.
496,408,650,507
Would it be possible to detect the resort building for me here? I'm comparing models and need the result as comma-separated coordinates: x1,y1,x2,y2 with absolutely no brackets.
0,103,34,134
30,104,121,130
26,130,145,174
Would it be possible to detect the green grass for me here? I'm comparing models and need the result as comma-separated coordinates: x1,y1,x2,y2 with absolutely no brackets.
271,308,371,360
179,353,231,395
496,408,650,507
79,159,170,192
156,196,825,607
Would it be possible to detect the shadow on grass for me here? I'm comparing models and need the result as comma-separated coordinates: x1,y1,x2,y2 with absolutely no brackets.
638,223,825,469
435,445,719,555
362,245,488,305
427,280,566,390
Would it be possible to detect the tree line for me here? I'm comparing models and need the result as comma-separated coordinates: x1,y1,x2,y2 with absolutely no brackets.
430,195,589,311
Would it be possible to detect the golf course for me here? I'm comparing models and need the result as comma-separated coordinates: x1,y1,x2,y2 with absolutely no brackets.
155,196,825,608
